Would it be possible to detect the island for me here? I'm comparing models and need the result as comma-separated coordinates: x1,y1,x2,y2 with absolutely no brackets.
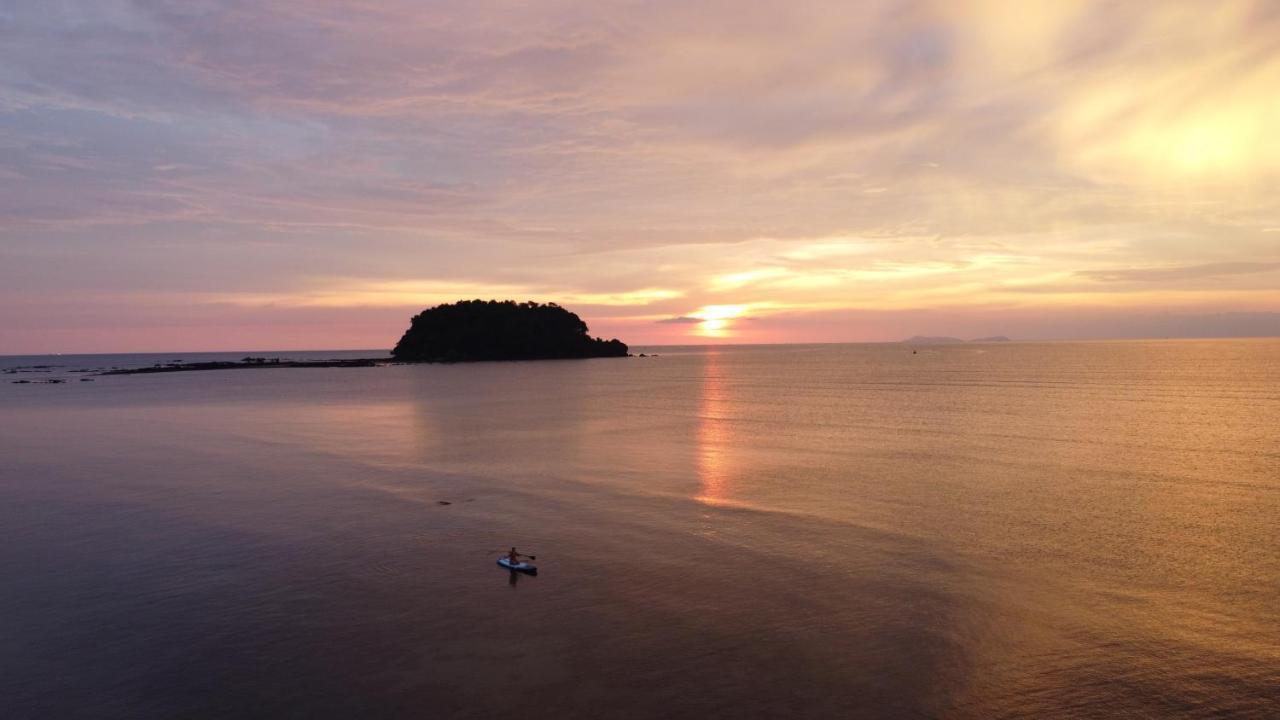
56,300,630,377
392,300,628,362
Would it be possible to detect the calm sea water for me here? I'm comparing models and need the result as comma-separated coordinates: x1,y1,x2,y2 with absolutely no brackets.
2,341,1277,718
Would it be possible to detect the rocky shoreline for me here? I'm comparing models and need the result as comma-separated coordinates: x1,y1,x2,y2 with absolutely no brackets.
100,358,386,375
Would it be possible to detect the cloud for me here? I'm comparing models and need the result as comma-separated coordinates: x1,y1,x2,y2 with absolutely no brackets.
656,316,703,324
1078,262,1280,283
2,1,1279,351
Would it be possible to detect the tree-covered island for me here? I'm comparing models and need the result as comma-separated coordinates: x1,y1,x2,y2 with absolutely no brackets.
391,300,629,362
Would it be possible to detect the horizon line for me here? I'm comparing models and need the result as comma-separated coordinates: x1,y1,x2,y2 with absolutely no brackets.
6,334,1280,358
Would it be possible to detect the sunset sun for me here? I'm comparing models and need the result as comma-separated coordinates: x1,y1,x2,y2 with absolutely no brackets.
693,305,749,337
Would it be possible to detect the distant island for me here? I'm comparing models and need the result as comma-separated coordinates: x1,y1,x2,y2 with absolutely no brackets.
392,300,629,362
902,335,1012,344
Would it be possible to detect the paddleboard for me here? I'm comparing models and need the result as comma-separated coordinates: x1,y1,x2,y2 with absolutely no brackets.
498,557,537,575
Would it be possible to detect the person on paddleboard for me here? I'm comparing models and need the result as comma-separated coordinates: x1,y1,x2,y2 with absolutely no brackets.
507,547,527,565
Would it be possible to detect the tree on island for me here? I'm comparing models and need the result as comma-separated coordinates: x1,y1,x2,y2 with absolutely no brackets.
391,300,629,362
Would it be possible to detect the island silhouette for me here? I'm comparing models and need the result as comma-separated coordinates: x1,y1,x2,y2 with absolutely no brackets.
89,300,629,376
392,300,628,362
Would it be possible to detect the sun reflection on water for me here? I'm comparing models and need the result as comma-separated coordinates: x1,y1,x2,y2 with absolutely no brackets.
695,351,733,506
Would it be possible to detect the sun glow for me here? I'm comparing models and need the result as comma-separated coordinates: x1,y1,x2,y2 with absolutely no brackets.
693,304,748,337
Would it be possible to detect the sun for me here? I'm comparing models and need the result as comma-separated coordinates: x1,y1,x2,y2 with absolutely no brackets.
694,305,747,337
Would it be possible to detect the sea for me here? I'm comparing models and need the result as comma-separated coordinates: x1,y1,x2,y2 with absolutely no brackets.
1,341,1277,719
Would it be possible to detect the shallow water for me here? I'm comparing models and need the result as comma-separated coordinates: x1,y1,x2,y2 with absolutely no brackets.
2,341,1278,718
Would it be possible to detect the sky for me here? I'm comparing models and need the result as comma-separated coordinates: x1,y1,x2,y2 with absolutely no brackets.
2,0,1279,352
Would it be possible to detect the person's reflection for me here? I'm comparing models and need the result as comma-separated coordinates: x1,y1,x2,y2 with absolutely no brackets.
508,569,520,587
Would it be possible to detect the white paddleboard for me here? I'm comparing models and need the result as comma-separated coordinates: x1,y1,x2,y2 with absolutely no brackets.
497,557,537,574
